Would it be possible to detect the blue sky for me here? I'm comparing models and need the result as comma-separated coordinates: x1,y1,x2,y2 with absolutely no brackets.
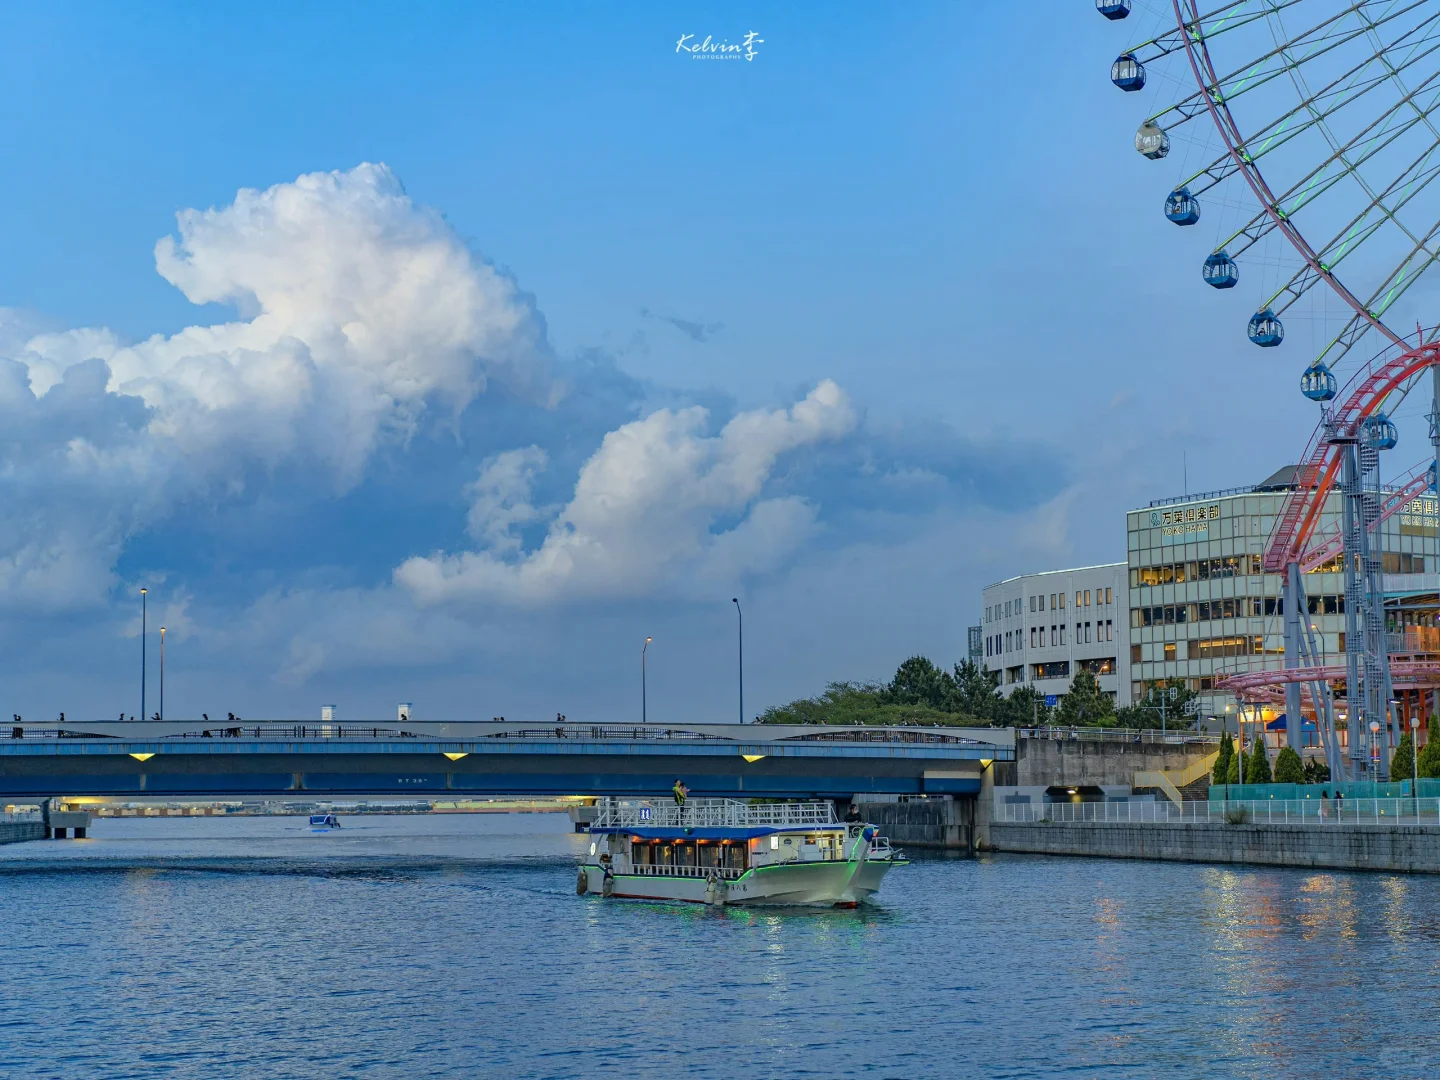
0,2,1363,724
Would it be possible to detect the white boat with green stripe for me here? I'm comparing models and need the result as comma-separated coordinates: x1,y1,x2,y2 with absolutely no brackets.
576,797,906,907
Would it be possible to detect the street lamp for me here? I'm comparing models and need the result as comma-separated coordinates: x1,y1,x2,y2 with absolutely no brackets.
1369,720,1381,782
1411,714,1421,821
159,627,166,723
642,637,652,724
140,587,147,723
731,598,744,725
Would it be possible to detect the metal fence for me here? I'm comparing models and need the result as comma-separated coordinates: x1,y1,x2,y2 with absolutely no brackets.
594,798,838,829
996,798,1440,826
0,809,41,824
1014,727,1219,747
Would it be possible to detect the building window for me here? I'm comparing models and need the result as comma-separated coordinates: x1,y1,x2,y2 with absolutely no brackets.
1058,593,1065,610
1030,596,1036,612
1163,642,1176,661
1039,594,1046,611
1032,661,1070,679
1084,622,1091,643
1105,619,1113,642
1060,625,1066,646
1084,590,1091,607
1131,644,1142,664
1105,587,1113,605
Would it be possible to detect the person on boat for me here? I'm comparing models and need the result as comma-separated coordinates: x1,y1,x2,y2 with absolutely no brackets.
844,803,862,823
672,779,688,809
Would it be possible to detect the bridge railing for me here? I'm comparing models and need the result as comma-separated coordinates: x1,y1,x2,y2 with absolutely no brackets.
997,797,1440,825
594,797,838,830
1015,727,1220,746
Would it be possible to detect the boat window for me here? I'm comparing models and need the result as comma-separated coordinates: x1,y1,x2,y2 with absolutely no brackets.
769,836,779,850
633,843,652,866
723,845,746,871
659,843,674,865
675,842,697,867
697,844,721,868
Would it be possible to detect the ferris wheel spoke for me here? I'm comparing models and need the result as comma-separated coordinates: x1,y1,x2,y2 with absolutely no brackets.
1185,56,1440,215
1141,1,1433,142
1227,127,1440,271
1124,0,1279,68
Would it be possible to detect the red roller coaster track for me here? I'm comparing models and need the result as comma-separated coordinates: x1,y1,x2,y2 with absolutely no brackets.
1264,342,1440,573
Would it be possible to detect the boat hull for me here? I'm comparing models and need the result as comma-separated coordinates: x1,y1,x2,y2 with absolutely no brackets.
579,858,905,907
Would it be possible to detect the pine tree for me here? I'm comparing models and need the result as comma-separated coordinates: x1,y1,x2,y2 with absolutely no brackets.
1419,718,1440,780
1056,670,1116,727
1390,732,1416,787
1273,745,1305,784
1213,735,1234,785
1246,736,1272,784
1225,738,1241,784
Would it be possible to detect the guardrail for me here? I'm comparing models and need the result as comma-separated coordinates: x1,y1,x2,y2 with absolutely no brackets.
1015,727,1219,746
595,798,838,829
997,798,1440,825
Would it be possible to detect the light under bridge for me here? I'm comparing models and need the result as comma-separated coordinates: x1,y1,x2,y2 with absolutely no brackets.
0,720,1013,801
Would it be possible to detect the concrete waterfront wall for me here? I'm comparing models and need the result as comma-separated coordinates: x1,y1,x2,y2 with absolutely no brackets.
989,820,1440,873
856,798,973,851
1015,736,1211,788
0,821,44,845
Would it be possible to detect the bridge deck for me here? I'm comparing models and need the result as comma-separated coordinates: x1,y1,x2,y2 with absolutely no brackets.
0,723,1012,800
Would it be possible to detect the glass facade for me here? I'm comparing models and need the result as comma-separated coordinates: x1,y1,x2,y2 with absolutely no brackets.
1126,489,1440,720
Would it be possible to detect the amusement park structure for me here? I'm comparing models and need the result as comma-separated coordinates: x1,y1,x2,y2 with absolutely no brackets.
1099,0,1440,779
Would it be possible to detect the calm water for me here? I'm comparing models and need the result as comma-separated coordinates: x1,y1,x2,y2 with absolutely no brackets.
2,815,1438,1079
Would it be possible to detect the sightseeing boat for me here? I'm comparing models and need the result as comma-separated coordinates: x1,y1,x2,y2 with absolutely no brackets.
576,797,905,907
308,813,341,830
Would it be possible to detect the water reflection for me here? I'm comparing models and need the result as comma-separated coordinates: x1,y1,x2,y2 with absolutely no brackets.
3,819,1440,1077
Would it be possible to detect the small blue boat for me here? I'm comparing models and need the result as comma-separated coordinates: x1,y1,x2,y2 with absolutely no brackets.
309,813,341,831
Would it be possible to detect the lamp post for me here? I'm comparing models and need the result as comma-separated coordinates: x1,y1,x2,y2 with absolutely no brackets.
140,587,147,723
642,637,652,724
159,627,166,723
1411,714,1421,821
731,598,744,725
1369,720,1381,782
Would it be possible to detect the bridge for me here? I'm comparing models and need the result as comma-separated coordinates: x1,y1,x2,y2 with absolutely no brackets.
0,720,1013,800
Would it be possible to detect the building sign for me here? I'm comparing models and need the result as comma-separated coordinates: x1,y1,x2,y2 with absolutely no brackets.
1400,496,1438,537
639,806,652,821
1149,504,1220,543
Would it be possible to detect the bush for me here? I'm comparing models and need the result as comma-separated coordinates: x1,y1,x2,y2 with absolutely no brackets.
1419,718,1440,779
1223,807,1251,825
1303,757,1331,784
1391,732,1416,785
1273,745,1305,784
1246,736,1272,785
1225,740,1241,785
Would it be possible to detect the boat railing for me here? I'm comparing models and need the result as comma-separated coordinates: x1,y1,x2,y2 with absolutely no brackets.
626,864,745,880
594,797,837,829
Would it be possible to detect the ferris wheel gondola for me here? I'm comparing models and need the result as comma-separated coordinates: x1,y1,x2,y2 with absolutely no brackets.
1099,0,1440,781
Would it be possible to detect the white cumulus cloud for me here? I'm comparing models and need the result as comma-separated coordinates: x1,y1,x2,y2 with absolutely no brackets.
396,380,857,605
0,163,554,613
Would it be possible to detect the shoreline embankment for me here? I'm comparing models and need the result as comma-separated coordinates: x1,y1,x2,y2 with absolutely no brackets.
988,820,1440,873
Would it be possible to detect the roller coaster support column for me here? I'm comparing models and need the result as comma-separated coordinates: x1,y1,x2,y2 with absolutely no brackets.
1341,440,1367,781
1283,562,1303,752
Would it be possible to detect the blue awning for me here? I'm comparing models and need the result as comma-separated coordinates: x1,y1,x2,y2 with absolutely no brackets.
589,825,798,840
1266,713,1316,731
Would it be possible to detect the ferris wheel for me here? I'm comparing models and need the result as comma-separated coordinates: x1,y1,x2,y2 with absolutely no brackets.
1100,0,1440,388
1098,0,1440,779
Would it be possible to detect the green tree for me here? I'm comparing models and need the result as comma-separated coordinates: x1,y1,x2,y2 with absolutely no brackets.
1303,757,1331,784
1055,670,1115,727
1225,738,1242,784
950,660,1001,722
1213,736,1234,785
1419,718,1440,779
996,685,1046,728
1246,736,1272,785
885,656,956,710
1273,745,1305,784
1390,731,1417,786
756,681,977,727
1132,679,1199,729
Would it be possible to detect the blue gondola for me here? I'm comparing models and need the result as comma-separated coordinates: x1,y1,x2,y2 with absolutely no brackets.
1202,251,1238,289
1096,0,1131,18
1365,412,1398,450
1111,54,1146,91
1135,120,1169,160
1300,360,1337,401
1164,186,1200,225
1248,308,1284,347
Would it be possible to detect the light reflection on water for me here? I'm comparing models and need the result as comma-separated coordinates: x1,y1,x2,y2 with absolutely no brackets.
1,815,1439,1078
